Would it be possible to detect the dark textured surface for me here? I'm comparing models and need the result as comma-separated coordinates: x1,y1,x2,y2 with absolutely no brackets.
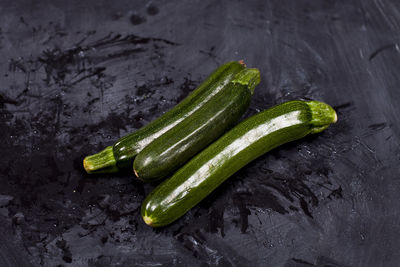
0,0,399,266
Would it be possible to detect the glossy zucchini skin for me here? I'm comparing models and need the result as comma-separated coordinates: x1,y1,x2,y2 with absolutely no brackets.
141,100,337,227
133,69,260,182
83,61,245,173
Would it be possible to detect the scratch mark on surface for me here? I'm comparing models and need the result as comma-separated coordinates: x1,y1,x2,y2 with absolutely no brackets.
369,43,398,61
368,122,387,131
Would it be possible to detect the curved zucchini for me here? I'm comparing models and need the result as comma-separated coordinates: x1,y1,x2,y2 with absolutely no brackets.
141,100,337,227
133,69,260,181
83,61,245,173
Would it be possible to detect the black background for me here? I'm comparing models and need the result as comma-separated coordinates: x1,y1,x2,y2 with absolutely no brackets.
1,0,399,266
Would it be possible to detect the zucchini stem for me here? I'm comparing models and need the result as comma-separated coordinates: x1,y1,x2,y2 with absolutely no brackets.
306,101,338,134
231,68,260,95
83,146,119,174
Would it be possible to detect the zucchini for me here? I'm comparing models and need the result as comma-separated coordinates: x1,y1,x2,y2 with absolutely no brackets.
141,100,337,227
133,68,260,181
83,61,245,173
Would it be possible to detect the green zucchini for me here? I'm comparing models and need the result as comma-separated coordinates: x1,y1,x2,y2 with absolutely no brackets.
141,100,337,227
83,61,245,173
133,68,260,181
